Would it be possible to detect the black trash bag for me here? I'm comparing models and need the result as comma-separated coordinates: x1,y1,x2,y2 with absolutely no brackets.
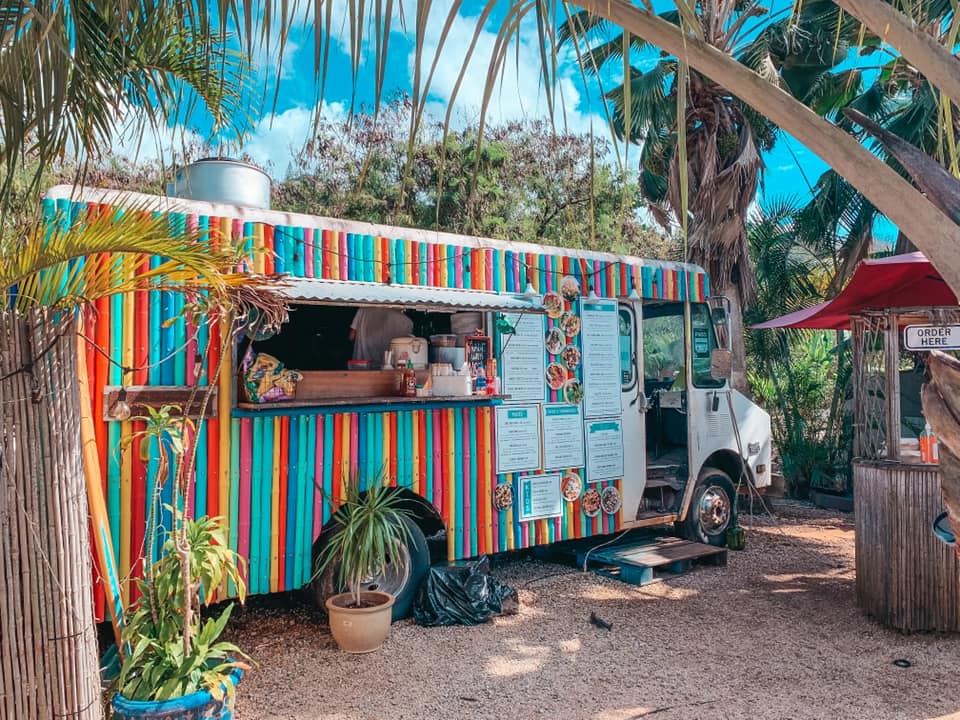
413,556,518,627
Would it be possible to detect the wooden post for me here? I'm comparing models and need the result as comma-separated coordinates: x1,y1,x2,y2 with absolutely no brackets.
851,317,864,458
885,311,902,460
0,310,102,720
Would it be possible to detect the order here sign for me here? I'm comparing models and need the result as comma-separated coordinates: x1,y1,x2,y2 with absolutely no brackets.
904,324,960,350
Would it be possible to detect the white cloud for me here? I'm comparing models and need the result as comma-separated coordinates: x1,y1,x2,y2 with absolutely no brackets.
411,7,606,134
232,101,347,176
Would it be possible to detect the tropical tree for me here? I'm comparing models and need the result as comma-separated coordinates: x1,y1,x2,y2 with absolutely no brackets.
557,1,822,389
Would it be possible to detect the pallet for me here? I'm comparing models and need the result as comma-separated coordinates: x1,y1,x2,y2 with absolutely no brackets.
535,536,727,587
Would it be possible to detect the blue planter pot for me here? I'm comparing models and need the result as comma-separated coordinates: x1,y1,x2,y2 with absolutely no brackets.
111,666,243,720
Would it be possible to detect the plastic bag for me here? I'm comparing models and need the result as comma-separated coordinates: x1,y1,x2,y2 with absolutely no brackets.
413,556,518,627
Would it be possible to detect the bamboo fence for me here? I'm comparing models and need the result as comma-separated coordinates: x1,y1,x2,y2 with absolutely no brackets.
0,310,102,720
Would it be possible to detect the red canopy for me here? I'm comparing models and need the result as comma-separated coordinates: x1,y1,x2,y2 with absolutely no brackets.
752,252,958,330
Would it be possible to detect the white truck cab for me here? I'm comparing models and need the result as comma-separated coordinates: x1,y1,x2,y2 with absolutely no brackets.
617,297,772,544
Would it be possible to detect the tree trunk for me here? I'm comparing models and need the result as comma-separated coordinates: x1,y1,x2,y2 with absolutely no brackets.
573,0,960,294
724,289,748,393
0,310,102,720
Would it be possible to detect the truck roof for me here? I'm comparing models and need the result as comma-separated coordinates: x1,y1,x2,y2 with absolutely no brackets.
45,184,706,277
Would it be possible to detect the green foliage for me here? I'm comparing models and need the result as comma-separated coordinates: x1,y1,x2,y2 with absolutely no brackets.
118,515,249,702
746,199,852,497
315,479,413,608
273,100,671,259
749,333,852,497
118,406,250,703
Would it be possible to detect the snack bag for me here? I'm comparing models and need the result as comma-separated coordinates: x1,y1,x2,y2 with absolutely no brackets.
241,348,302,403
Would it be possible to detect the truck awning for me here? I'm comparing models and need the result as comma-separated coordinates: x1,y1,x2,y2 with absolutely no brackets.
276,278,546,314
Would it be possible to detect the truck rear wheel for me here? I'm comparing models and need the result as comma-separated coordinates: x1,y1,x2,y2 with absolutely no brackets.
310,515,430,622
680,469,736,547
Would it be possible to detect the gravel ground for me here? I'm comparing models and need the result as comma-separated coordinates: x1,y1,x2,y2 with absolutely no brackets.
227,504,960,720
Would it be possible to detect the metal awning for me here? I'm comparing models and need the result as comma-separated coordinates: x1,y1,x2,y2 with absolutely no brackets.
277,278,546,314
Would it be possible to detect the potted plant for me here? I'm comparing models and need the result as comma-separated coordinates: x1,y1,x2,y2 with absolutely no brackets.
111,406,250,720
317,479,414,653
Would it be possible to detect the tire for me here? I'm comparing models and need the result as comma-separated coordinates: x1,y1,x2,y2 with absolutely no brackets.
680,469,736,547
310,515,429,622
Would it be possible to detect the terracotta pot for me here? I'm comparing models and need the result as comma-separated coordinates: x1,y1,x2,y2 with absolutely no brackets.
325,590,396,653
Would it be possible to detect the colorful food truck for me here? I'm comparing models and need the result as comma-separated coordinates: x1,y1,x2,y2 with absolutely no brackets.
49,160,771,621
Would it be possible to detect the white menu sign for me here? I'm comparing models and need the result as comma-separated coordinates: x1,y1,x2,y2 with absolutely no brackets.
500,311,546,402
586,417,624,481
582,300,622,417
518,473,563,521
542,404,585,470
495,405,542,474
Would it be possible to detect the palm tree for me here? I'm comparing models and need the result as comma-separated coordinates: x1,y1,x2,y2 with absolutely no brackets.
557,1,841,390
786,0,959,279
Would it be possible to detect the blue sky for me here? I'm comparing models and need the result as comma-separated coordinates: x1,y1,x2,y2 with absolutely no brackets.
120,2,896,245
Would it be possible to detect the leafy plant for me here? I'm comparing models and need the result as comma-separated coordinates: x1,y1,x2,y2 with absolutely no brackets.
315,479,413,609
117,406,250,702
119,516,249,702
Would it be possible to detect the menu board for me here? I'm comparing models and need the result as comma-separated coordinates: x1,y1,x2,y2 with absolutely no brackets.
585,417,624,481
495,405,542,473
542,404,585,470
464,334,492,377
518,473,563,521
582,300,622,417
500,311,546,403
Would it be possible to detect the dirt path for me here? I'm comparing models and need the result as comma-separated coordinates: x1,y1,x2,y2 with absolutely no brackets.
229,506,960,720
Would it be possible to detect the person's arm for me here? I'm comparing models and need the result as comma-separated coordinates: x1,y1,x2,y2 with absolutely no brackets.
349,310,362,342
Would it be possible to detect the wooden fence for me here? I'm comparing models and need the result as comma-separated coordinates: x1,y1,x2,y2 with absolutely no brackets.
0,311,101,720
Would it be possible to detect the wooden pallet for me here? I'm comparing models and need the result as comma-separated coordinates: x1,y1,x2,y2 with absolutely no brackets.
536,536,727,587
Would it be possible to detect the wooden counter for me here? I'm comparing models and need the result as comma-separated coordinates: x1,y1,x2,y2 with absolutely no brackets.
234,394,508,417
854,460,960,632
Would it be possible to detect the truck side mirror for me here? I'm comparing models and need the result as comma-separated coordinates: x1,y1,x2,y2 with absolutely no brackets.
711,349,732,380
711,306,727,326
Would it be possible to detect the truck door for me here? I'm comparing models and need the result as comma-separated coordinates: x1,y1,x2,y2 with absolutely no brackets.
618,301,646,521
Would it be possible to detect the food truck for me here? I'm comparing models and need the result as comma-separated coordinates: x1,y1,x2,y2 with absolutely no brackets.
49,160,771,621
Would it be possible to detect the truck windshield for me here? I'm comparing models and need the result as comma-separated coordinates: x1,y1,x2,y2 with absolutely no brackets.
643,302,723,389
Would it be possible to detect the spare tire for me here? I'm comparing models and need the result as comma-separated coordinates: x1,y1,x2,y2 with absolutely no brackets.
310,515,429,622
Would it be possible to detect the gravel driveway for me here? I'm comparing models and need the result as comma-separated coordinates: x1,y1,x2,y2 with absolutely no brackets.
228,504,960,720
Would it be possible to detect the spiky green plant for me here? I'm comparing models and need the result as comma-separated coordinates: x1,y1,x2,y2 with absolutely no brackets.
316,480,413,609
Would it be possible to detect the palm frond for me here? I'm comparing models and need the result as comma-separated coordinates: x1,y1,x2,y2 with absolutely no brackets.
1,2,250,207
1,200,285,318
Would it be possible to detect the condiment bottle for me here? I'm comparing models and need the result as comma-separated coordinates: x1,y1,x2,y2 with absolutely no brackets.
920,422,939,463
404,360,417,397
486,359,499,395
474,363,487,395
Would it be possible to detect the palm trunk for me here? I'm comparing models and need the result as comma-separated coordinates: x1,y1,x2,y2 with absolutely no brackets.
725,289,748,393
0,310,102,720
573,0,960,293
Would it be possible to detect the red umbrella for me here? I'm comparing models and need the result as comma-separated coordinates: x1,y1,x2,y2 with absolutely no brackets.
752,252,958,330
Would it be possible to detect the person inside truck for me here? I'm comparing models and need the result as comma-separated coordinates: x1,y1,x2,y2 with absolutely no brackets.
349,307,413,365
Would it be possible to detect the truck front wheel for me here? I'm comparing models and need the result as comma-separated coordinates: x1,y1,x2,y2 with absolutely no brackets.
310,515,430,622
680,469,736,547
